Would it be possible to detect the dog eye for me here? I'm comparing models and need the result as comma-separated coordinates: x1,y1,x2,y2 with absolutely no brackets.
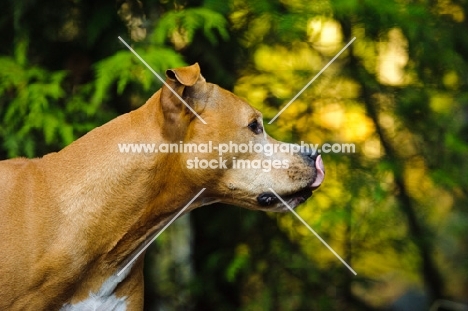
248,120,263,134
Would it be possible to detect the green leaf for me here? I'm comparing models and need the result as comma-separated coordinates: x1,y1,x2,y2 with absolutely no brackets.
152,8,229,45
43,113,58,144
59,124,74,145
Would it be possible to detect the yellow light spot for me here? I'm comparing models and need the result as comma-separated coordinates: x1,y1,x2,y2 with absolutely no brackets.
430,95,453,114
377,28,409,86
307,17,343,55
342,111,374,142
443,71,459,88
363,137,382,159
318,103,345,129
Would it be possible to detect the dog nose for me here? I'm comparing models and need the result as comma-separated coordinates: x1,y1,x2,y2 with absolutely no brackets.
301,148,319,164
308,150,319,161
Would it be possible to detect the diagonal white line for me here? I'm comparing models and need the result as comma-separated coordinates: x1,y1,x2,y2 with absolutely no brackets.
268,188,357,275
117,188,206,276
268,37,356,124
118,36,207,124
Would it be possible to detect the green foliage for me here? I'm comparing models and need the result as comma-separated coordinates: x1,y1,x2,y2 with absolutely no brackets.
152,8,229,45
92,47,185,108
0,54,68,157
0,2,228,158
225,244,250,282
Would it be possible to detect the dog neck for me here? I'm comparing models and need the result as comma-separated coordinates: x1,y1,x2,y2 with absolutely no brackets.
36,94,203,300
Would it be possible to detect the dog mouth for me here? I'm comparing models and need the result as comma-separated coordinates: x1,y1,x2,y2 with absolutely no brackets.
257,188,313,211
256,155,325,212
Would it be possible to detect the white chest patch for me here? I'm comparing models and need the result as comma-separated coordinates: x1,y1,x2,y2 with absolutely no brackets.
60,295,126,311
60,262,134,311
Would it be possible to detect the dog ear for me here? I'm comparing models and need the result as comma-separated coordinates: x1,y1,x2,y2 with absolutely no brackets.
160,63,205,140
165,63,201,88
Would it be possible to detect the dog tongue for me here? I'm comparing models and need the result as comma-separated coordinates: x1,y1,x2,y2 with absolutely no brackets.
311,155,325,188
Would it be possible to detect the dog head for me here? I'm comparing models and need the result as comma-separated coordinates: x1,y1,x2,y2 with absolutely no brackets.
157,63,324,212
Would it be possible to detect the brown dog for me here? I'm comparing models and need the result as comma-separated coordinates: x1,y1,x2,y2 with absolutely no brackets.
0,63,324,310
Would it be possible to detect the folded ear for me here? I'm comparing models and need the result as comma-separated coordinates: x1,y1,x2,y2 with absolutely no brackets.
160,63,205,140
166,62,201,87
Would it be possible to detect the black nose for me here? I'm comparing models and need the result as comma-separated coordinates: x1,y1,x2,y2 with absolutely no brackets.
301,148,319,164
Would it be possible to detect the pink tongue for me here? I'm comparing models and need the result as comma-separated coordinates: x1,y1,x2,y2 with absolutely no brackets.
311,154,325,188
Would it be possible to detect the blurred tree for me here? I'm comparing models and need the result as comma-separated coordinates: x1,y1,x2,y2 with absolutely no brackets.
193,0,468,310
1,0,467,310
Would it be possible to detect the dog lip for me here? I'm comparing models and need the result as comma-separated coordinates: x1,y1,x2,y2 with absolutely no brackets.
257,188,312,209
278,188,313,211
310,154,325,190
289,188,313,202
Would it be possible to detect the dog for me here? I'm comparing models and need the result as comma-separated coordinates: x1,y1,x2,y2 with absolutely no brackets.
0,63,324,310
